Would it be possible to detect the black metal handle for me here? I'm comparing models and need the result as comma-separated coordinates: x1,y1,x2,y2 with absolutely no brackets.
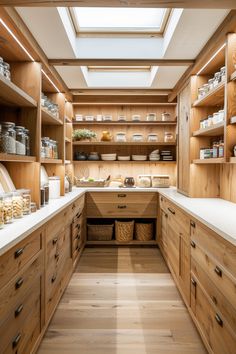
165,213,168,218
52,237,58,245
160,197,163,202
214,266,222,277
215,313,223,327
14,248,24,258
118,194,126,198
190,240,196,248
168,207,175,215
76,234,81,240
76,211,82,218
51,274,57,283
15,304,24,317
12,333,21,348
118,205,127,209
55,252,60,260
76,246,80,251
76,223,81,230
72,203,76,210
190,220,196,228
15,277,24,290
191,278,196,287
212,296,218,305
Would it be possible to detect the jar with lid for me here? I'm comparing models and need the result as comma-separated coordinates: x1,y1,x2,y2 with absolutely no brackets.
152,175,170,188
115,132,126,142
2,193,13,223
208,78,214,91
12,191,23,219
0,57,4,77
41,137,50,158
200,119,205,129
65,176,70,193
218,140,224,158
213,72,221,87
220,66,226,82
24,128,30,156
0,122,16,154
0,194,4,229
132,133,144,142
207,115,214,127
146,113,156,121
213,141,219,158
147,134,158,142
218,109,225,122
202,83,209,95
3,62,11,80
164,132,174,142
30,202,37,213
212,112,220,125
198,87,205,99
161,112,171,121
18,189,31,215
15,126,26,155
44,183,49,204
40,187,45,207
137,175,151,188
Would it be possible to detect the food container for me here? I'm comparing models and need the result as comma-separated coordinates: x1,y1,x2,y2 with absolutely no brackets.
0,194,4,228
2,192,13,223
12,191,23,219
96,114,103,121
132,114,141,121
124,177,135,187
198,87,205,99
132,133,143,142
117,115,126,121
49,176,61,199
147,134,158,142
213,72,221,87
220,66,226,82
218,110,225,122
164,132,174,142
115,132,126,142
103,115,112,121
207,115,214,127
3,62,11,80
30,202,37,213
65,176,69,193
24,128,30,156
75,114,83,121
137,175,152,188
0,122,16,154
152,175,170,188
18,189,31,215
44,184,49,204
85,115,94,121
15,126,26,155
208,78,214,91
40,187,45,206
146,113,157,121
88,152,100,161
161,112,171,121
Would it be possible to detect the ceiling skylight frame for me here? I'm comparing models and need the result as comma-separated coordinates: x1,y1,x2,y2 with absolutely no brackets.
69,7,171,36
87,66,152,72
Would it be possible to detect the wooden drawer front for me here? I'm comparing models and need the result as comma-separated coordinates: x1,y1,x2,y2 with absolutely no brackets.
159,210,168,258
0,255,42,322
190,275,236,354
166,201,190,241
159,195,168,214
191,241,236,309
191,221,236,279
192,257,236,333
167,221,179,279
0,279,40,354
70,195,85,218
46,207,69,240
179,236,190,305
3,292,40,354
0,230,42,289
87,192,157,204
46,226,71,268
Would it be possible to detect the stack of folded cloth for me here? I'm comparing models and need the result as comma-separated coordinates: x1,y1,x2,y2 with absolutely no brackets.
161,150,174,161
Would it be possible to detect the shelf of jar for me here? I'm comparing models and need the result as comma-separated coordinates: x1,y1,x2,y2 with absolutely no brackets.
73,160,176,164
0,74,37,107
73,102,177,106
73,141,176,146
192,122,224,137
40,158,63,164
41,106,63,126
193,82,225,107
86,240,157,246
230,70,236,81
192,158,226,164
0,153,36,162
65,137,71,143
72,121,177,126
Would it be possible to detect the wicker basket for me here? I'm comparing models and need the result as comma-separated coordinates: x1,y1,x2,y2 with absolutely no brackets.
135,223,153,241
75,177,110,188
115,220,134,243
87,224,113,241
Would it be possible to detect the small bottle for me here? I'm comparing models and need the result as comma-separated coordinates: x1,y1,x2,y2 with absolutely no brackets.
218,140,224,158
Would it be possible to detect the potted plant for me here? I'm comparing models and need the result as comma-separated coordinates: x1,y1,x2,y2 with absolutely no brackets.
72,129,97,141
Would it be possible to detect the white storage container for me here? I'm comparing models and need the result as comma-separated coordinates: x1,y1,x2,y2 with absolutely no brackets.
49,176,60,199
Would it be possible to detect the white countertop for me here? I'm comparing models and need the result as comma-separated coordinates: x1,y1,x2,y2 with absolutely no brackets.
1,186,236,256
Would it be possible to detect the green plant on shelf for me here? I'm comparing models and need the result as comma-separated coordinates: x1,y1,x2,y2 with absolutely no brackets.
73,129,97,141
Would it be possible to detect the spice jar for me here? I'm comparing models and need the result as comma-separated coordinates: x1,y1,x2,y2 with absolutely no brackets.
218,140,224,158
213,141,219,158
2,193,13,223
40,187,45,207
30,202,37,213
3,62,11,80
24,128,30,156
18,189,31,215
164,132,174,142
12,191,23,219
44,183,49,204
0,122,16,154
0,194,4,229
15,126,26,155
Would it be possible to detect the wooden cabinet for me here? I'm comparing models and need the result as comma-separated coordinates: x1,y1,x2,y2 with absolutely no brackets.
71,196,86,268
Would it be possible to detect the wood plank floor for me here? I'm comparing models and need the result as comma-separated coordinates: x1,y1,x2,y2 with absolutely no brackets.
37,247,207,354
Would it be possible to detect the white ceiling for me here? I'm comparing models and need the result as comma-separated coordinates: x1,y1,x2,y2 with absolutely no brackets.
16,7,229,90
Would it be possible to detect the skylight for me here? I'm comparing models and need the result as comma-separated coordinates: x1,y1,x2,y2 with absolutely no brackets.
70,7,169,34
87,66,152,72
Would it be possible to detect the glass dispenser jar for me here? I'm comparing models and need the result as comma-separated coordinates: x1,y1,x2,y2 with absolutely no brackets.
2,193,13,224
15,126,26,155
0,122,16,154
12,191,23,219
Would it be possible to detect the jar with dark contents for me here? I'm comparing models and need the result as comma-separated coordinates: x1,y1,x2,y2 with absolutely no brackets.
24,128,30,156
44,184,49,204
0,122,16,154
40,187,45,207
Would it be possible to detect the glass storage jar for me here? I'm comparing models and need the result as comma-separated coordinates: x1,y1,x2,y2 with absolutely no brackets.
161,112,171,121
132,133,144,142
213,112,220,125
164,132,174,142
30,202,37,213
198,87,205,99
218,140,224,158
24,128,30,156
0,122,16,154
218,109,225,122
2,193,13,223
137,175,152,188
213,72,221,87
220,66,226,82
152,175,170,188
146,113,157,121
208,78,214,91
147,134,158,142
15,126,26,155
0,57,4,77
115,132,126,142
3,62,11,80
0,194,4,229
18,189,31,215
12,191,23,219
213,141,219,158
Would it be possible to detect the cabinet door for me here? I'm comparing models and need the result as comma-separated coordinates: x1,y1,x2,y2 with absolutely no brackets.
159,209,168,259
167,215,180,279
179,235,190,305
178,82,191,195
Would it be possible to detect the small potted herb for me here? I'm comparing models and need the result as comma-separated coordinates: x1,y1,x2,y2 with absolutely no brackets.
72,129,97,141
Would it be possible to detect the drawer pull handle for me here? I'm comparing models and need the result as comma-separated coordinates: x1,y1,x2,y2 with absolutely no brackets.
15,277,24,290
215,313,223,327
14,248,24,258
12,333,21,348
168,207,175,215
165,213,168,218
76,246,80,251
190,240,196,248
214,266,222,277
15,304,24,317
76,234,81,240
191,278,196,287
118,205,127,209
76,211,82,218
76,224,81,230
55,253,60,260
161,197,163,201
51,274,57,283
118,194,126,198
52,238,58,245
190,220,196,228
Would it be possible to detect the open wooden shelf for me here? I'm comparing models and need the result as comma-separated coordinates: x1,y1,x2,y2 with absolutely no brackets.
41,158,63,164
73,160,176,164
230,70,236,81
73,141,176,146
193,82,225,107
41,106,63,125
86,240,157,246
192,158,226,164
0,74,37,107
73,121,177,126
192,122,224,137
73,102,177,106
0,153,36,163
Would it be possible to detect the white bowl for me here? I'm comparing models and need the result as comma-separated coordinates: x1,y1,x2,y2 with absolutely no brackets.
132,155,147,161
118,156,130,161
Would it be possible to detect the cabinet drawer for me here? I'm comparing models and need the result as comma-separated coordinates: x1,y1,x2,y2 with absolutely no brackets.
70,195,85,218
45,207,69,239
190,275,236,354
159,195,168,214
0,229,42,289
0,278,40,353
87,202,157,218
191,221,236,279
167,223,179,278
0,255,42,323
191,241,236,309
87,192,157,204
46,226,71,268
192,257,236,333
166,202,190,241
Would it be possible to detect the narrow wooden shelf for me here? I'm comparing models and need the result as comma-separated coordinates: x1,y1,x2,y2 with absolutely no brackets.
229,157,236,163
86,240,157,246
41,158,63,164
73,141,176,146
192,122,224,137
0,154,36,162
73,121,177,126
73,102,177,106
230,70,236,81
41,107,63,125
192,158,226,164
0,74,37,107
65,137,71,143
193,82,225,107
73,160,176,164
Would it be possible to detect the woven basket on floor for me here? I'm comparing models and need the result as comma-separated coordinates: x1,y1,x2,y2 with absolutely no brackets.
87,224,114,241
135,223,153,241
115,220,134,243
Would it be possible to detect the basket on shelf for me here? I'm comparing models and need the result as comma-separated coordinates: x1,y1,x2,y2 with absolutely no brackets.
115,220,134,243
87,224,114,241
135,222,153,241
75,176,110,188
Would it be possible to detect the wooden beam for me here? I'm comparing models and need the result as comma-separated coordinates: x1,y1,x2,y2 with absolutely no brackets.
72,94,175,104
71,89,172,96
0,0,236,8
50,59,194,67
